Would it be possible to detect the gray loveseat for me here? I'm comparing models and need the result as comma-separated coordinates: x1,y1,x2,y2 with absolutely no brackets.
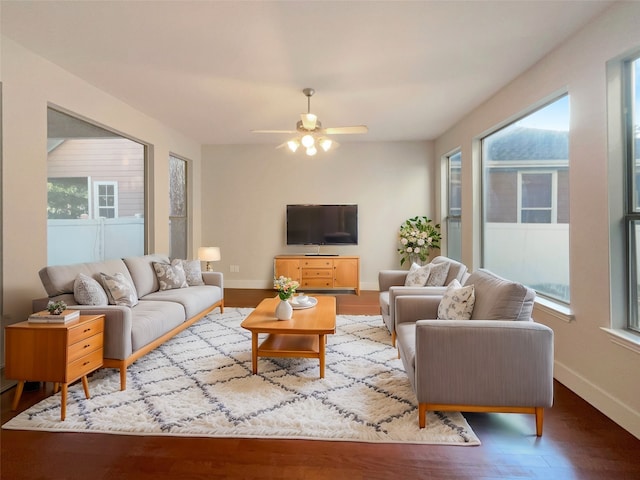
394,268,554,435
378,256,469,346
33,254,224,390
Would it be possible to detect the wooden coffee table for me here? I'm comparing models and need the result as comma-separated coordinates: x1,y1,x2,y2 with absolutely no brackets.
240,296,336,378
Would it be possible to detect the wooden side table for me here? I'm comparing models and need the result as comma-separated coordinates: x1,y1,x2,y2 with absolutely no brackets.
4,314,105,420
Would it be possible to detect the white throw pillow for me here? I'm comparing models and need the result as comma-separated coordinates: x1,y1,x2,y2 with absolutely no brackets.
99,272,139,307
179,259,205,286
437,279,475,320
153,260,189,291
74,273,109,306
426,261,451,286
404,263,432,286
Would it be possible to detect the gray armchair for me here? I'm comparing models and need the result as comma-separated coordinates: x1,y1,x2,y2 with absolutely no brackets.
394,269,554,436
378,256,468,346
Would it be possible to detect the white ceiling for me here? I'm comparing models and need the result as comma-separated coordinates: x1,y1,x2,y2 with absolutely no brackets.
1,1,613,145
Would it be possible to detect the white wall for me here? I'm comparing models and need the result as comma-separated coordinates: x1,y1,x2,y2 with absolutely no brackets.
201,141,435,290
1,37,203,330
434,2,640,438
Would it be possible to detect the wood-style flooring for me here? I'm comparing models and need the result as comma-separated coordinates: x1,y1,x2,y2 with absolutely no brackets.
2,289,639,479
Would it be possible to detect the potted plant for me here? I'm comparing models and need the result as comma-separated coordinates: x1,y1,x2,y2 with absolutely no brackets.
397,216,441,266
47,300,67,315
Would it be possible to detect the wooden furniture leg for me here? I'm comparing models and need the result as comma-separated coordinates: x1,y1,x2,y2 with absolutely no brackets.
251,333,258,374
61,383,68,421
319,334,326,378
81,376,90,399
11,380,25,411
418,403,427,428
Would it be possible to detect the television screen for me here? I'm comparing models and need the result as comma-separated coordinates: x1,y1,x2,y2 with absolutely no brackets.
286,204,358,245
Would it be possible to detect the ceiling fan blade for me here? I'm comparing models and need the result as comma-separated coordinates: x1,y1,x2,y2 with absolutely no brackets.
324,125,368,135
251,129,296,134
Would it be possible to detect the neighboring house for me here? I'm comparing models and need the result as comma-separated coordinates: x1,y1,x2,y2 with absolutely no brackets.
484,127,569,224
47,137,145,219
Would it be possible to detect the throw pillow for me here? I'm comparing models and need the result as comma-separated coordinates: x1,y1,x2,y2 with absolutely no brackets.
437,279,475,320
426,261,451,286
404,263,432,286
73,273,109,306
179,259,205,286
99,272,139,307
153,260,188,291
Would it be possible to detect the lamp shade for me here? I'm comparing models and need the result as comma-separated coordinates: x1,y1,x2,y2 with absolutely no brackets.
198,246,221,262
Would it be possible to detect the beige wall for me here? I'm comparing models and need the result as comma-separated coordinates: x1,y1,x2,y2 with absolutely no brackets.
434,2,640,438
201,141,435,291
1,37,203,330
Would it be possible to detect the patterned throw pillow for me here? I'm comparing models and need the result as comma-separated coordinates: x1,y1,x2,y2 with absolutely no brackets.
426,261,451,286
153,260,188,291
179,259,205,286
99,272,139,307
74,273,109,306
404,263,432,286
437,279,475,320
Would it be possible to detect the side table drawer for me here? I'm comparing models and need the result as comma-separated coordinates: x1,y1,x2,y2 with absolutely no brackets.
68,317,104,344
68,333,104,363
67,348,103,382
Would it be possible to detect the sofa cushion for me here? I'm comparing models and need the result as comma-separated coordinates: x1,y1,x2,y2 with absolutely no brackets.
141,285,222,319
404,263,432,286
129,300,186,352
180,259,205,286
437,279,475,320
123,254,170,297
100,272,139,307
153,260,188,291
73,273,109,306
465,269,535,321
39,258,131,297
425,261,450,286
431,256,469,285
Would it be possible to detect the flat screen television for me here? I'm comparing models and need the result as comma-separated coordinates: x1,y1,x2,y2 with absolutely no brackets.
286,204,358,245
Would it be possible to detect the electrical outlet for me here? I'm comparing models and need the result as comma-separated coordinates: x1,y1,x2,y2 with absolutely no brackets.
229,265,240,273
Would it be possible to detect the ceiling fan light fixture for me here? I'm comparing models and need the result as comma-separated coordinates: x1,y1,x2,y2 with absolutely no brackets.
301,134,315,148
287,139,300,152
306,146,317,156
301,113,317,130
319,138,333,152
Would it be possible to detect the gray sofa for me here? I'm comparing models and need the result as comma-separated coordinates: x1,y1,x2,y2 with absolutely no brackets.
378,256,469,346
394,268,554,436
33,254,224,390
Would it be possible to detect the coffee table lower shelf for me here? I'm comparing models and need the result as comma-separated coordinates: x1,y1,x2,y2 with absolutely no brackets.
252,333,327,377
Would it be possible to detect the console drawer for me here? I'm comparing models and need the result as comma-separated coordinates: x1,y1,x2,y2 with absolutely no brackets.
302,258,333,268
302,268,332,279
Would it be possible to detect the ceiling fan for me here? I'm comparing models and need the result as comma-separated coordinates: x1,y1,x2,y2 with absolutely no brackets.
251,88,368,156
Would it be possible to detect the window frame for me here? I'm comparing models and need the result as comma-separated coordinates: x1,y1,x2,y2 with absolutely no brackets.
480,93,570,305
517,170,558,224
93,180,119,219
445,149,462,261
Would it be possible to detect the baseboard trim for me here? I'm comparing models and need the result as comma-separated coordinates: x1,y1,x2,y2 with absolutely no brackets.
554,360,640,439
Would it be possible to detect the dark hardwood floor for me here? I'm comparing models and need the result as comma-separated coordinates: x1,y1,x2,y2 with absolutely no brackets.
2,289,639,479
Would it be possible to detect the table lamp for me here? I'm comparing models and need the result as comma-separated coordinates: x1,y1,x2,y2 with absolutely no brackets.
198,246,221,272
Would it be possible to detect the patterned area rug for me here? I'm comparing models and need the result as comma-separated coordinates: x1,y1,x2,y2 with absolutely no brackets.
3,308,480,445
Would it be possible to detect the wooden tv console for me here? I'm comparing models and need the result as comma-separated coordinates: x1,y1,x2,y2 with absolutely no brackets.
274,255,360,295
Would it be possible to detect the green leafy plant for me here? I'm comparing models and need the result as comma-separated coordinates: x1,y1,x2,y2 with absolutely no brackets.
397,216,442,266
273,276,300,301
47,300,67,315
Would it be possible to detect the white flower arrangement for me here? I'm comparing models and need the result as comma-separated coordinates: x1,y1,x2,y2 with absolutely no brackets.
397,216,442,266
273,276,300,301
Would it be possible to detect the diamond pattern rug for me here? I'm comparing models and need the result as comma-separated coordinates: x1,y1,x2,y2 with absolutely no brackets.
2,308,480,445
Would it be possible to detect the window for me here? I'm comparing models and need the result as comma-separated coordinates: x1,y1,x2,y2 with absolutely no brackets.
169,155,187,259
446,150,462,261
625,56,640,332
47,108,146,265
518,171,556,223
482,95,570,303
94,181,118,219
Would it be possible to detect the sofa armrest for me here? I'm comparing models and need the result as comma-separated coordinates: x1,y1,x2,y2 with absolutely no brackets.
378,270,409,292
202,271,224,289
413,320,554,407
395,295,442,325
